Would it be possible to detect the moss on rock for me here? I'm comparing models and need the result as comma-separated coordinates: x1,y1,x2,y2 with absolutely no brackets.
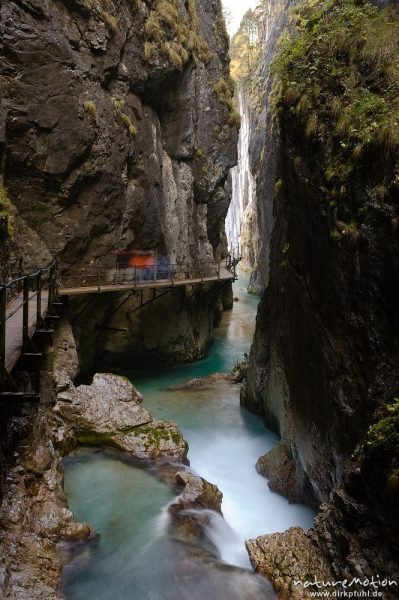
365,398,399,492
0,185,14,237
271,0,399,232
143,0,212,69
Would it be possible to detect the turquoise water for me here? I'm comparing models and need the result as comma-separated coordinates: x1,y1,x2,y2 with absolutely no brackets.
126,275,314,566
61,275,314,599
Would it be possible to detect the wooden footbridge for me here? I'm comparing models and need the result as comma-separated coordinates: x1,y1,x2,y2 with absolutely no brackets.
58,257,237,296
0,250,241,400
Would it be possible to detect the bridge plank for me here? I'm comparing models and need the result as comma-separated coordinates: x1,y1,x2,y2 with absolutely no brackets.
5,291,49,373
59,268,234,296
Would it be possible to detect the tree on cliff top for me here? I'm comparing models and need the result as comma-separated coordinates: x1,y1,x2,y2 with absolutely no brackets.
230,3,268,87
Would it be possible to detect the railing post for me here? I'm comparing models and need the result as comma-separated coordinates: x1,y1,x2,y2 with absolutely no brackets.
97,267,101,292
0,286,6,371
17,258,23,294
217,262,221,279
171,267,174,286
134,266,137,288
48,261,55,313
36,270,42,328
115,263,119,285
23,276,29,347
54,259,60,300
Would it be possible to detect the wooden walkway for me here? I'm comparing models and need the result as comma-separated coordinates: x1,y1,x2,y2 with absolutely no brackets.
1,260,58,396
59,266,234,296
1,253,240,396
5,291,49,373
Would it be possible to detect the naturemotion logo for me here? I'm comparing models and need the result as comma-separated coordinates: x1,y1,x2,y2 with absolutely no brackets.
293,575,398,598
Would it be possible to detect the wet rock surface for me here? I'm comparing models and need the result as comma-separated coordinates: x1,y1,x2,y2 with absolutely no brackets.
246,527,333,600
169,470,223,539
256,444,314,506
239,0,399,590
55,372,188,463
0,405,90,600
0,320,188,598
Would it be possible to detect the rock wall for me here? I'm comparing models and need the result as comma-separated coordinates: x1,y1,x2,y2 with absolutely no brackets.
242,0,399,587
0,0,237,368
69,281,231,380
244,0,295,294
0,316,190,599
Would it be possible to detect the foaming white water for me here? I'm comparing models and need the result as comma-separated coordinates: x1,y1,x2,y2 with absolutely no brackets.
151,503,172,538
185,508,250,569
226,91,256,250
187,426,315,564
128,276,315,574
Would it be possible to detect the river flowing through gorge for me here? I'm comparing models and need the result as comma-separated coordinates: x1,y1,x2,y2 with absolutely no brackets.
61,275,315,600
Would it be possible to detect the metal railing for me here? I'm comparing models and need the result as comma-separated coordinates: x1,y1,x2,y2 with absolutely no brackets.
59,259,229,291
0,259,58,372
59,247,242,292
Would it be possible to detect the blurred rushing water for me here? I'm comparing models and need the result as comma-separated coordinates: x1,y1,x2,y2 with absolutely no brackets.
61,274,314,599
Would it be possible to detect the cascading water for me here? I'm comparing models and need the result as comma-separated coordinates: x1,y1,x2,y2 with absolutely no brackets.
62,8,316,593
225,91,257,269
61,275,315,600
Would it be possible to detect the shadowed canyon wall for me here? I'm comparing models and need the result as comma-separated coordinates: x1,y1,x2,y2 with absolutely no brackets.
241,0,399,587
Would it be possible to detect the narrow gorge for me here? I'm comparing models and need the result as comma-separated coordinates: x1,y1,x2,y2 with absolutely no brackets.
1,0,398,599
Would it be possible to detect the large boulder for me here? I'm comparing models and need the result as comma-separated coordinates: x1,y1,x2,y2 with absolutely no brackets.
54,373,188,463
246,527,334,600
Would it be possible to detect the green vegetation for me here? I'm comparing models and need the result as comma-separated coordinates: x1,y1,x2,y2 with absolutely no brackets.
275,179,283,194
212,1,229,49
143,0,212,70
0,185,14,237
230,357,248,382
272,0,399,177
366,398,399,492
112,99,137,137
230,5,267,88
213,77,241,127
120,112,137,136
102,10,117,31
83,100,97,119
330,220,359,241
133,424,183,448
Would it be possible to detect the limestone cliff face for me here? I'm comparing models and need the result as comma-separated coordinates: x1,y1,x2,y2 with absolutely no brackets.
243,0,295,295
0,0,237,371
1,0,236,266
242,0,399,585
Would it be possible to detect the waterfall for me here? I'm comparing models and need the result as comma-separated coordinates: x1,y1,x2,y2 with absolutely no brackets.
180,508,249,568
225,91,256,265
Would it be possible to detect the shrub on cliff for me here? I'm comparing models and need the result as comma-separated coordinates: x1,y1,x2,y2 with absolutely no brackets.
366,398,399,492
271,0,399,202
143,0,212,69
0,185,14,238
213,77,241,127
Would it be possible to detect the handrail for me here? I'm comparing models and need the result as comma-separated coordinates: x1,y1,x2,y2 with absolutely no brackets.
58,259,230,291
0,259,58,372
